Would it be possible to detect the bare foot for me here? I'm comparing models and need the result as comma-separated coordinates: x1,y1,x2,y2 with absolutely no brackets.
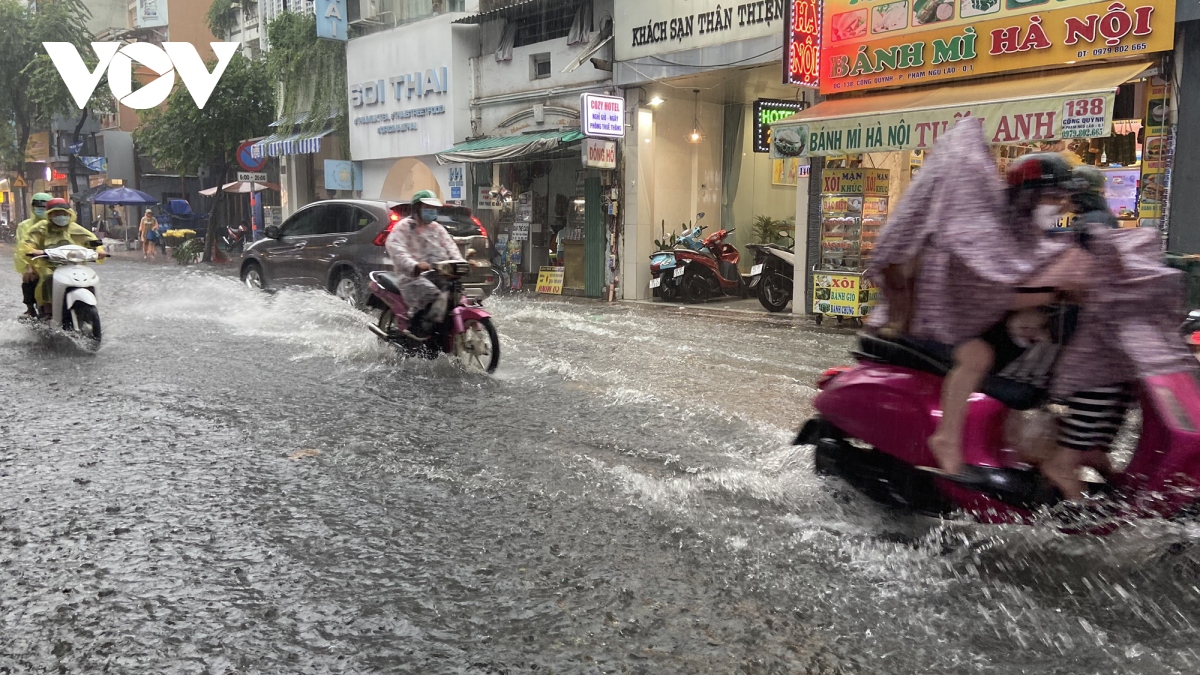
928,432,963,475
1080,450,1113,479
1042,448,1084,501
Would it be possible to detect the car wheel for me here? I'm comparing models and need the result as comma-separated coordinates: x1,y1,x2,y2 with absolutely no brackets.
242,261,267,291
332,268,364,307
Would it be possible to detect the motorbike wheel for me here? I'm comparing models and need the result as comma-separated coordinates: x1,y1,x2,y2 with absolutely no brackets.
757,271,792,312
455,317,500,374
681,269,710,304
71,304,102,349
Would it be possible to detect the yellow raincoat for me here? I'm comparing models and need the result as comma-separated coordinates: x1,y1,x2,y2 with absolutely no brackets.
18,209,104,305
12,216,46,274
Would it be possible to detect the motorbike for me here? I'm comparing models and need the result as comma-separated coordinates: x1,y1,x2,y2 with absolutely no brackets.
649,216,709,302
746,234,796,313
222,222,249,255
26,243,104,349
367,260,501,373
670,228,751,303
796,332,1200,528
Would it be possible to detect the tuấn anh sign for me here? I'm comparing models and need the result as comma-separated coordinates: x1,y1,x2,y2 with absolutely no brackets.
820,0,1174,93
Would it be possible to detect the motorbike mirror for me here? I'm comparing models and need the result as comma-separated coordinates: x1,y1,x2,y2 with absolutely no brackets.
696,212,705,221
265,225,281,239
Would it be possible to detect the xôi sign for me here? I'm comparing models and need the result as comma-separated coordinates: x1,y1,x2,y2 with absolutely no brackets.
820,0,1174,93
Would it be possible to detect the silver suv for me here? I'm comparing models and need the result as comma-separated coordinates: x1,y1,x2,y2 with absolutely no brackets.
239,199,493,305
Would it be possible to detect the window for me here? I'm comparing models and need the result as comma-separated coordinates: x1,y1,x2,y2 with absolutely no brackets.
344,207,377,233
530,53,551,80
513,2,581,48
280,206,324,237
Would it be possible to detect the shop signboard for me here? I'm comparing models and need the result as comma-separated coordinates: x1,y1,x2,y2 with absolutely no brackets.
583,138,618,168
753,99,807,152
536,267,566,294
581,94,625,139
316,0,348,41
785,0,822,87
813,273,878,317
1139,74,1169,225
820,0,1174,94
771,89,1118,157
617,0,792,61
476,186,501,209
446,164,466,201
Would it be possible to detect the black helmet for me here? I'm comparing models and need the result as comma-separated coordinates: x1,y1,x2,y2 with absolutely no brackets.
1005,153,1082,192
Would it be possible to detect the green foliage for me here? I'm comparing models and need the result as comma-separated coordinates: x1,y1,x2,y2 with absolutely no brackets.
265,11,348,154
206,0,238,40
171,237,204,266
135,53,275,177
751,214,796,245
0,0,94,175
654,233,678,252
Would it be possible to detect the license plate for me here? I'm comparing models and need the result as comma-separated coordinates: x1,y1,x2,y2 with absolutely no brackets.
649,277,661,288
674,266,685,278
751,264,764,276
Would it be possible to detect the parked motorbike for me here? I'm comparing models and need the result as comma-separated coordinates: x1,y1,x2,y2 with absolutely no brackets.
367,260,500,373
26,243,105,349
796,332,1200,528
649,214,708,302
221,222,249,255
746,235,795,312
671,228,750,303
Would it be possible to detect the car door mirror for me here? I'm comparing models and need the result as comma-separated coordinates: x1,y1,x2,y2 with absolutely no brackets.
265,225,281,239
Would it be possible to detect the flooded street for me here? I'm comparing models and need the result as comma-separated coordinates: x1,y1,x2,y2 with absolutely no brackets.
1,257,1198,674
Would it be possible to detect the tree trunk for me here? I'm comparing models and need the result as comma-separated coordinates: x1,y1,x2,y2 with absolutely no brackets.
68,108,90,221
13,123,31,222
202,160,230,263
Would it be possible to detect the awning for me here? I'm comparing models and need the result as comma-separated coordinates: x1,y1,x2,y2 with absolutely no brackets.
436,129,585,164
770,62,1151,158
250,128,334,159
200,181,281,197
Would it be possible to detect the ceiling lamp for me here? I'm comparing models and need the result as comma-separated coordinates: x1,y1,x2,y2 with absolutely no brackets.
687,89,705,144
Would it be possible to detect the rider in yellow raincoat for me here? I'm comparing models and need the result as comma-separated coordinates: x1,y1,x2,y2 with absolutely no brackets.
18,198,105,315
13,192,51,317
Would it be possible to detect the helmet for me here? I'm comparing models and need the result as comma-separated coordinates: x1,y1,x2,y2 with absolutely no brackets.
1005,153,1082,192
1072,165,1106,196
411,189,443,208
46,198,70,214
31,192,52,207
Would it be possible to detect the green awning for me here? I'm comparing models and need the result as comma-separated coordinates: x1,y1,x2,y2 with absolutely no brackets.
436,130,584,164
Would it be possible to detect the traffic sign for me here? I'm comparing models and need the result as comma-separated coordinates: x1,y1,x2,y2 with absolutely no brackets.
238,172,268,182
237,141,267,172
12,176,28,189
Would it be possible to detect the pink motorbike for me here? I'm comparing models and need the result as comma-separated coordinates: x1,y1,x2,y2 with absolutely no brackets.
797,333,1200,527
367,260,500,373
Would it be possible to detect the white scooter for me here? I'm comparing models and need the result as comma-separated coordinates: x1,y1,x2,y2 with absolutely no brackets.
27,244,104,348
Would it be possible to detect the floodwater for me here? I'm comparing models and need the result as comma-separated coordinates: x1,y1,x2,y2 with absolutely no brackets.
0,256,1197,674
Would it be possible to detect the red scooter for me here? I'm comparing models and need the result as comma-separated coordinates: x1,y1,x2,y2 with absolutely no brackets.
672,228,750,303
797,333,1200,528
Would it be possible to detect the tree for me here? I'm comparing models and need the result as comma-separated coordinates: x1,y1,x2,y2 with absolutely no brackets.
205,0,238,41
265,11,348,154
136,53,274,261
0,0,94,218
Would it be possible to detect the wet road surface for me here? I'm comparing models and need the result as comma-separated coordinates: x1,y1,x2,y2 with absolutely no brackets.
1,256,1198,674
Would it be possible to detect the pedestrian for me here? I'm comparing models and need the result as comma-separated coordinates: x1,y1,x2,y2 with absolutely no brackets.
12,192,51,319
139,209,158,259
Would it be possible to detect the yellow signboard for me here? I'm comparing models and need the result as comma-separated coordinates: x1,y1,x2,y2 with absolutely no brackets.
813,272,879,318
1139,74,1169,224
820,169,891,196
536,266,565,294
821,0,1174,93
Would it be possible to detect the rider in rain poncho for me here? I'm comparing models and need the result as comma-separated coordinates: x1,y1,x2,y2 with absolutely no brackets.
18,198,104,316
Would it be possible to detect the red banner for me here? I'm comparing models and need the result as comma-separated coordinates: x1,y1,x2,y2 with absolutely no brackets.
785,0,822,88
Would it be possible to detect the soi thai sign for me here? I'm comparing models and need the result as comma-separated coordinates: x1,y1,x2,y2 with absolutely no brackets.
820,0,1174,93
771,90,1116,157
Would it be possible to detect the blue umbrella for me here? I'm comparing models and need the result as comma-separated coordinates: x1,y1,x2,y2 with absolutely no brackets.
93,187,158,205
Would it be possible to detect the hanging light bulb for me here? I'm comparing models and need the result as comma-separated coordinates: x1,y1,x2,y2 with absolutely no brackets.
687,89,705,144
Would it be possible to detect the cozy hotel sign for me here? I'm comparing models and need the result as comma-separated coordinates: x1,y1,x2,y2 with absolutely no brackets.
820,0,1174,93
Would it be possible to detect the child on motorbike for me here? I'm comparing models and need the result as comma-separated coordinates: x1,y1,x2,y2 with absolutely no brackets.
868,119,1093,477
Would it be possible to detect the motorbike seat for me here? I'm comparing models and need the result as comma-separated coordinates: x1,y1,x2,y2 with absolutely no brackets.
370,271,403,295
855,333,1047,411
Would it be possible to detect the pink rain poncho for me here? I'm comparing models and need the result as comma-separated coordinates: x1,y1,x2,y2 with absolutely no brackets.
867,118,1066,346
1051,224,1198,397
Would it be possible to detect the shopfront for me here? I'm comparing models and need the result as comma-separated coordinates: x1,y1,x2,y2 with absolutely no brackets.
345,13,476,206
615,0,818,302
771,0,1176,322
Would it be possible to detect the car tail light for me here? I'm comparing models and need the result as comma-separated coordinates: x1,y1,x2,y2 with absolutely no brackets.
472,216,487,239
373,211,401,246
816,366,851,390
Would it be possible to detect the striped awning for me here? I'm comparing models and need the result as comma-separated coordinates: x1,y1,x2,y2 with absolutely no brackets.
251,128,334,159
435,129,584,164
